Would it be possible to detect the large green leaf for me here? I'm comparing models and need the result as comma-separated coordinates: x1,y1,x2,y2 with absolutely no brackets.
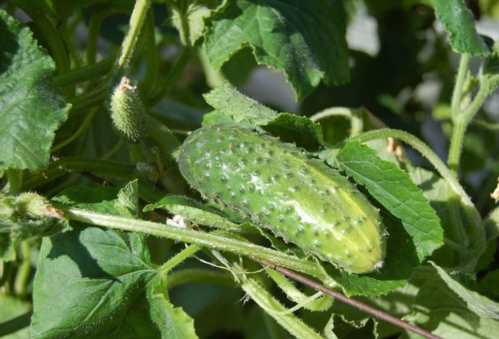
405,264,499,338
337,142,444,261
30,227,155,339
0,10,69,170
432,0,489,56
31,184,155,339
203,0,349,100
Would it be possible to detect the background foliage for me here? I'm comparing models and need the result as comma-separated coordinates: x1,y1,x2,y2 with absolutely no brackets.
0,0,499,338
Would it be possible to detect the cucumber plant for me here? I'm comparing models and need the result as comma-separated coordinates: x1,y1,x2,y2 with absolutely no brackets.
0,1,499,339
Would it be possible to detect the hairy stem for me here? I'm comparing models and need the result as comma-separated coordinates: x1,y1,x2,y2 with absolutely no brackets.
450,54,470,115
14,242,31,298
116,0,151,71
447,53,490,173
447,118,467,173
63,207,324,278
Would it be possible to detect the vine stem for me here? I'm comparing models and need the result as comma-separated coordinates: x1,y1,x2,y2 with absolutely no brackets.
62,207,323,278
450,53,470,115
310,107,364,136
266,263,441,339
116,0,151,71
447,84,490,172
52,108,98,152
14,241,31,298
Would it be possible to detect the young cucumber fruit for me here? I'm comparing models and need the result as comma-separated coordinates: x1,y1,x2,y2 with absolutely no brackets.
178,125,385,273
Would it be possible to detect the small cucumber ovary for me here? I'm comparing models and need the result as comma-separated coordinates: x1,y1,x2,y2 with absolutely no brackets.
178,125,386,273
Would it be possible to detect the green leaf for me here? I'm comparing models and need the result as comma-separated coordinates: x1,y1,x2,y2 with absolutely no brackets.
31,183,155,339
337,141,444,261
262,113,324,151
170,0,225,46
405,264,499,338
143,195,244,232
431,0,489,56
203,0,349,100
31,227,155,339
0,10,69,170
409,167,485,271
203,83,278,126
147,276,198,339
0,294,30,339
112,296,161,339
430,262,499,319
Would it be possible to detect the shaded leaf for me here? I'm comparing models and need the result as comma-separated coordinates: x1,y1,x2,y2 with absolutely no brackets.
404,264,499,338
337,142,444,261
477,270,499,300
204,0,349,100
147,276,198,339
430,262,499,319
0,10,69,170
409,167,485,271
262,113,324,151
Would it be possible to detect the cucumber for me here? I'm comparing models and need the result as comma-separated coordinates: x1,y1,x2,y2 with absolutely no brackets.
177,125,385,273
110,76,146,143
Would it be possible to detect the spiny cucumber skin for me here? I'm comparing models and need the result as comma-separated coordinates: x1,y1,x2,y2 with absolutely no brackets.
178,125,385,273
110,77,146,143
